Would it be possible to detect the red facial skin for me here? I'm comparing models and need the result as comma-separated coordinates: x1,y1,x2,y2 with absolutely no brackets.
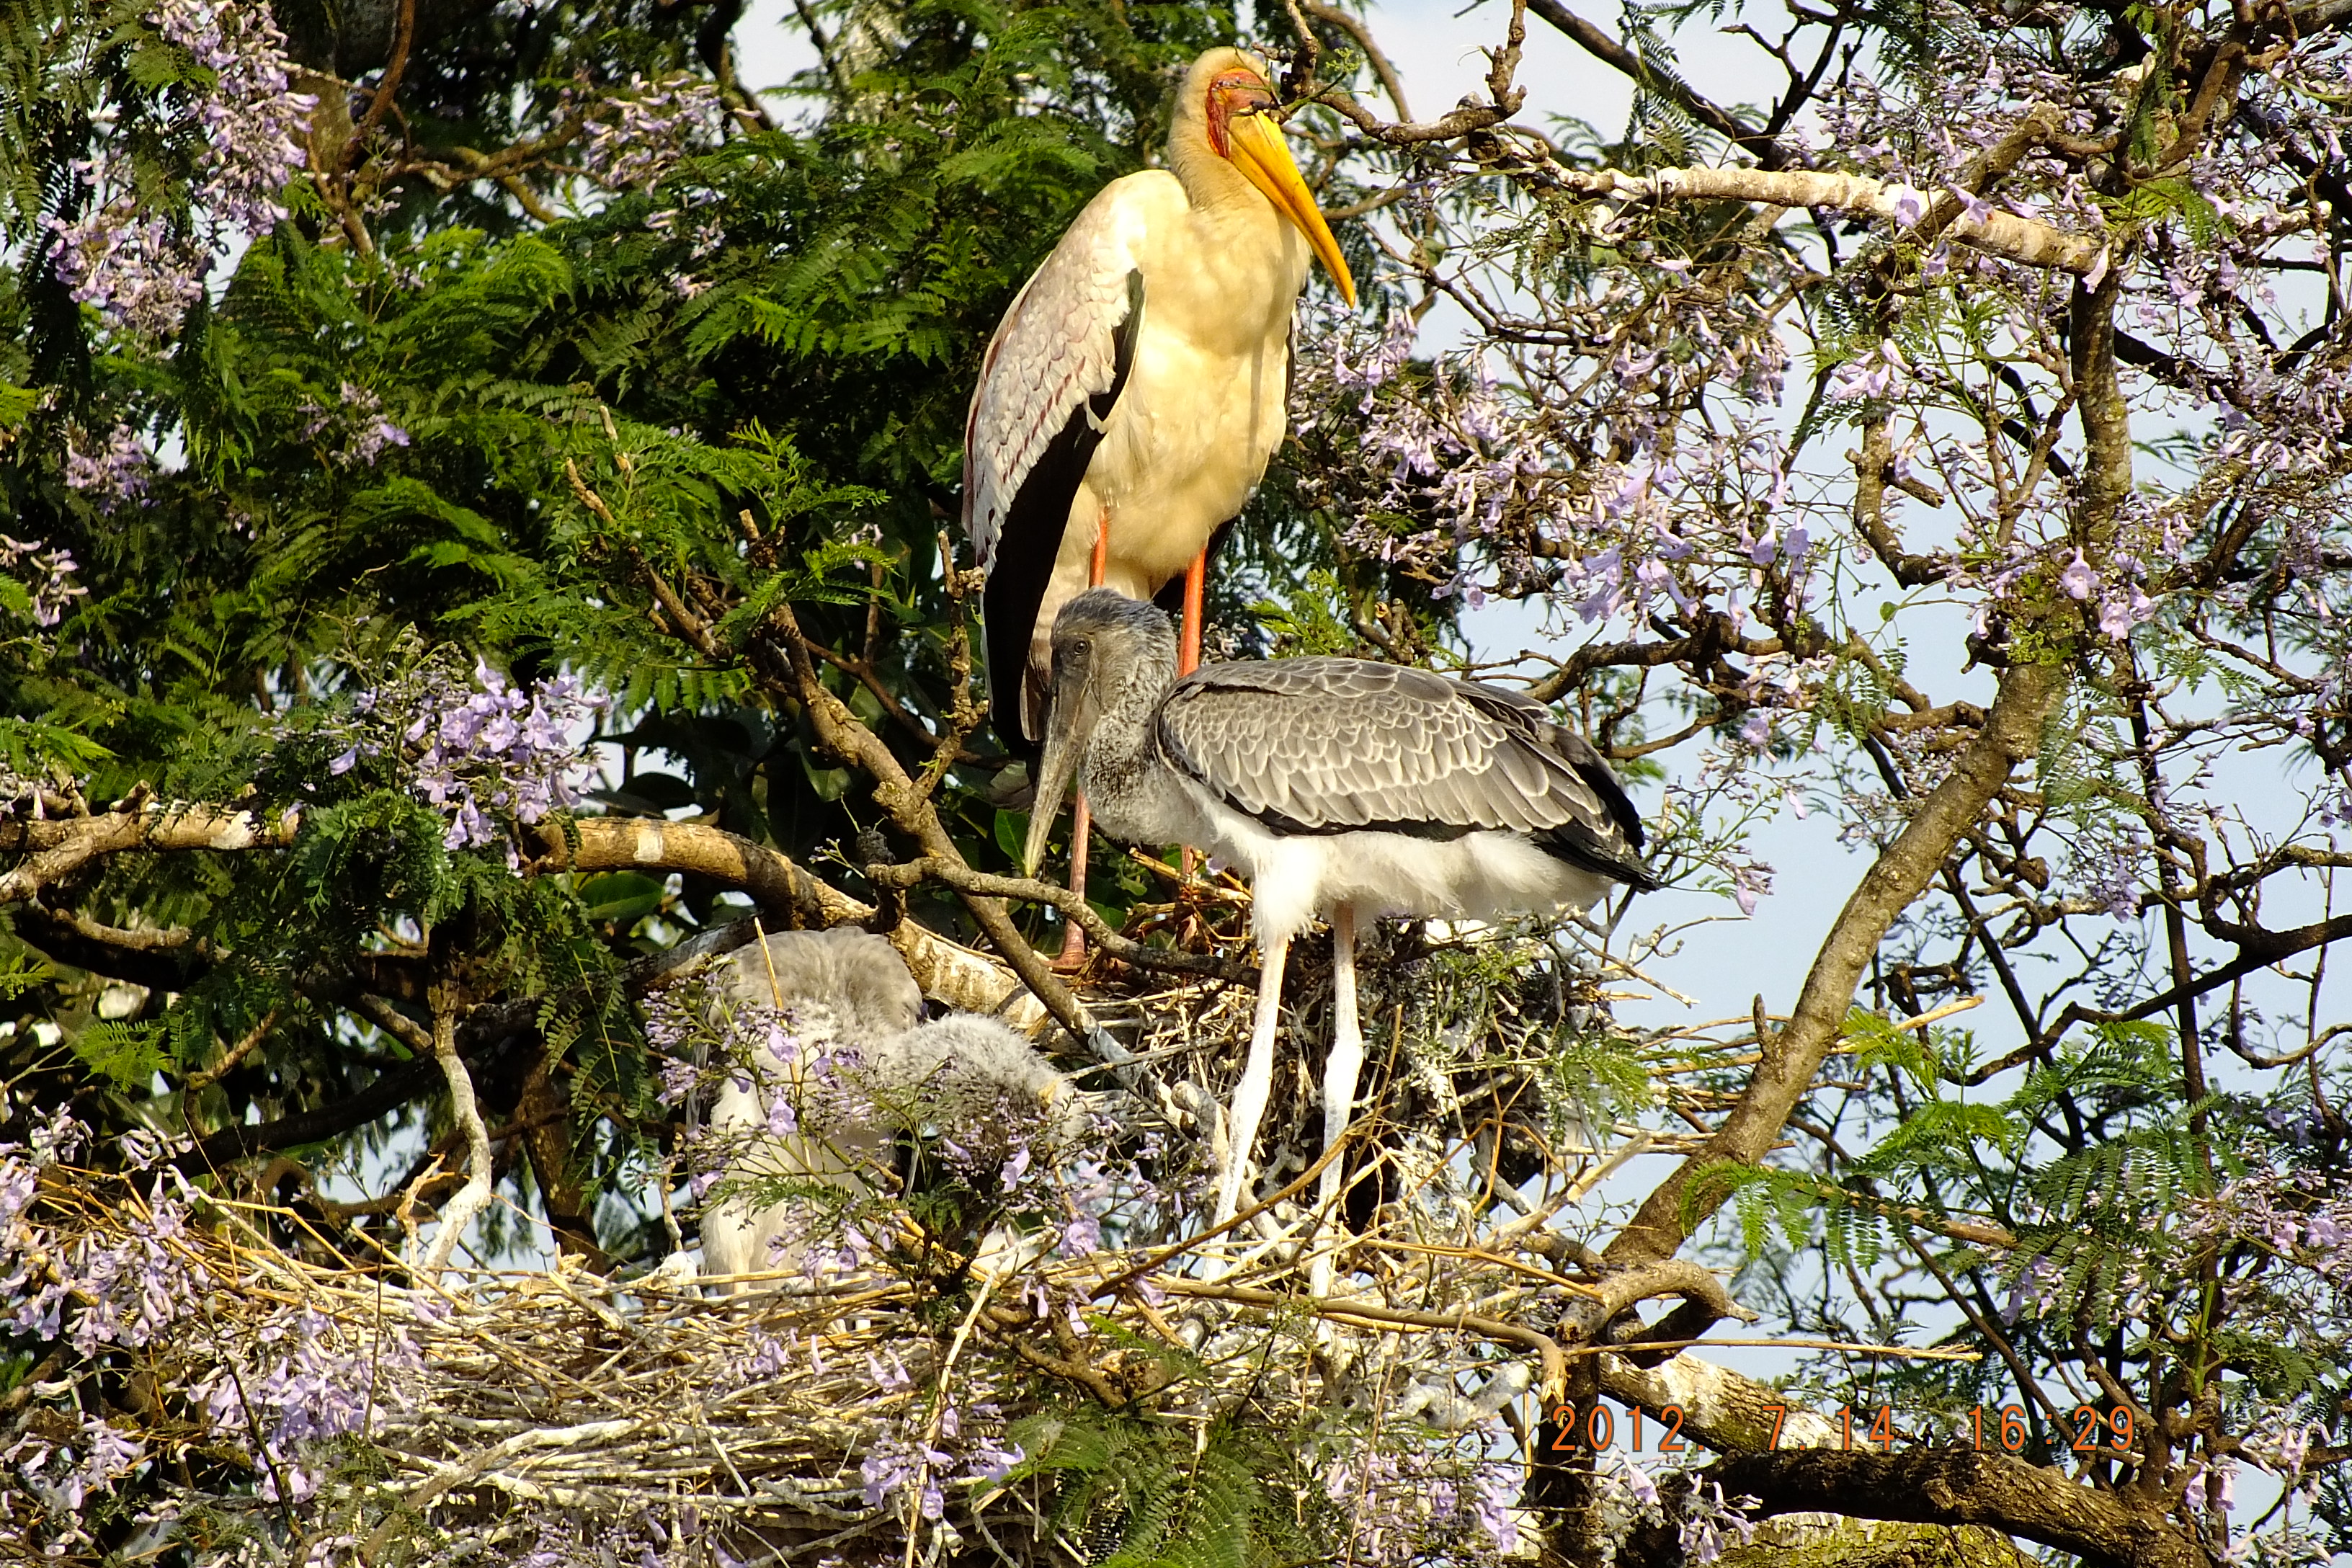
1204,69,1277,159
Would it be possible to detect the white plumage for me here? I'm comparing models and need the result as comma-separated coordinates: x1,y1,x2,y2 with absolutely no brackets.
1023,591,1657,1286
697,928,1081,1289
963,47,1357,746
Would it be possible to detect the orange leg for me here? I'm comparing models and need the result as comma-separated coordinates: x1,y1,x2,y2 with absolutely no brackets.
1056,510,1113,970
1177,548,1208,887
1179,549,1206,676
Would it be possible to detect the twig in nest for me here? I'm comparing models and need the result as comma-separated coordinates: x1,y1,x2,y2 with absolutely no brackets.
864,857,1250,983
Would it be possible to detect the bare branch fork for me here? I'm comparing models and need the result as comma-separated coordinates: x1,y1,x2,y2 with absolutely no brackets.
760,602,1118,1059
352,983,493,1284
419,976,493,1283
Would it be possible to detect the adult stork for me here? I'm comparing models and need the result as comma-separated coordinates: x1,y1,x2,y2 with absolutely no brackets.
1021,590,1657,1285
965,48,1357,949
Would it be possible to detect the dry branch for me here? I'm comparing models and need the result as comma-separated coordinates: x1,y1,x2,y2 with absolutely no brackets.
0,803,298,905
1553,165,2106,274
529,819,1042,1026
419,979,492,1284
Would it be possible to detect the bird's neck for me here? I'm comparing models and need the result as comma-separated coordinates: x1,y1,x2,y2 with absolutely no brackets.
1081,646,1185,842
1167,130,1267,219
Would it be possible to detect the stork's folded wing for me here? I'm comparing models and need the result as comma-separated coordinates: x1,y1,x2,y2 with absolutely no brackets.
1154,660,1613,842
960,179,1159,574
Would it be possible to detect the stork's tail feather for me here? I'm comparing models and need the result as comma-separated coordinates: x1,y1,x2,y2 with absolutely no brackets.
1536,823,1662,894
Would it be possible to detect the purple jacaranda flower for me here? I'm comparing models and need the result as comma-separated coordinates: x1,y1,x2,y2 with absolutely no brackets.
2059,551,2098,600
764,1094,797,1136
312,659,604,855
0,535,92,626
46,1,311,339
576,74,728,190
61,426,153,513
1731,861,1772,917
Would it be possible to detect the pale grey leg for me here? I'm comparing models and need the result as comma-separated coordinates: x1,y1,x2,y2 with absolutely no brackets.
1214,930,1289,1228
1310,905,1362,1298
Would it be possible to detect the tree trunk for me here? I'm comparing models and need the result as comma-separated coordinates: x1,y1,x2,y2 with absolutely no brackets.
516,1039,611,1270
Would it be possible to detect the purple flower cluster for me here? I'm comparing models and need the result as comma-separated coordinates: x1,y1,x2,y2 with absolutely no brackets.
2062,832,2150,921
858,1409,1021,1522
326,660,603,855
2,1412,146,1520
43,0,313,339
61,424,156,514
578,74,729,191
1947,500,2170,646
1298,303,1796,622
1728,860,1775,919
1825,341,1912,404
190,1306,419,1502
2178,1169,2352,1290
1678,1479,1760,1564
0,534,91,626
300,383,412,468
1320,1445,1522,1564
1,1126,209,1358
0,1113,426,1546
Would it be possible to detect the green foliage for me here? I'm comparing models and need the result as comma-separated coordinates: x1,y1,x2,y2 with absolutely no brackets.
0,716,112,775
71,1017,166,1090
1004,1407,1304,1568
1250,566,1359,656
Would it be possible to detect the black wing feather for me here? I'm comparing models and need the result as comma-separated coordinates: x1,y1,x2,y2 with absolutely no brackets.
981,269,1145,752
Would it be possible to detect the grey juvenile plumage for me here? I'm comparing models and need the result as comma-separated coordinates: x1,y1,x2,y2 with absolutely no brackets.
1021,589,1655,1283
1159,658,1654,888
698,929,1080,1291
705,925,923,1045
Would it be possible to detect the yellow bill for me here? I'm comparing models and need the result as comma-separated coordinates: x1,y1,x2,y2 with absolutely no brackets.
1225,110,1358,308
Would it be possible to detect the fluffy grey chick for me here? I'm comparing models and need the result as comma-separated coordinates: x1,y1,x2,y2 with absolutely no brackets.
708,925,922,1046
698,929,1083,1290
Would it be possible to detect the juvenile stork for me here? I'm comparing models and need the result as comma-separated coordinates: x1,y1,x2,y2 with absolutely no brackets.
698,928,1082,1291
1022,591,1657,1277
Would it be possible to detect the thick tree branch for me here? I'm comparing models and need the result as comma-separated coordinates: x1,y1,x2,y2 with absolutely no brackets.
11,902,208,991
1600,1350,1842,1451
1552,165,2106,273
1703,1448,2205,1568
527,818,1036,1022
0,803,298,906
1607,657,2066,1268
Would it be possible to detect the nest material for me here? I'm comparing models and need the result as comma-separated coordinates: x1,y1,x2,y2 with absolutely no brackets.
5,927,1716,1565
370,1269,930,1553
14,1143,1600,1567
